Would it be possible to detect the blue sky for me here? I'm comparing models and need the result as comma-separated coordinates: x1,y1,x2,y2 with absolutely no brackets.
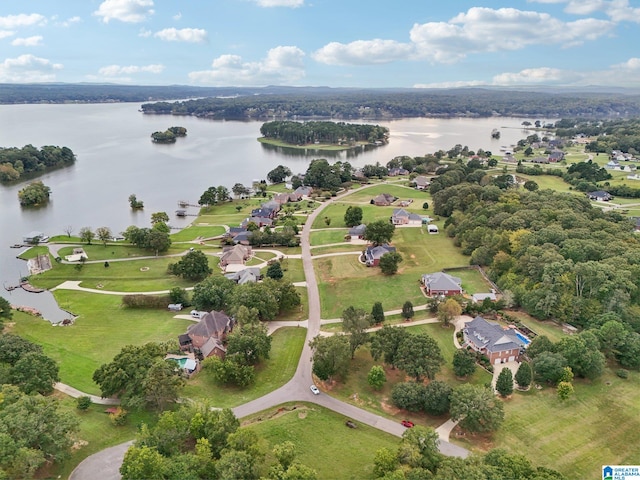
1,0,639,88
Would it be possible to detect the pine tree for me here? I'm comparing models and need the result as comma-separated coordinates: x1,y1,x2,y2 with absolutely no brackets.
514,361,532,389
371,302,385,325
496,368,514,397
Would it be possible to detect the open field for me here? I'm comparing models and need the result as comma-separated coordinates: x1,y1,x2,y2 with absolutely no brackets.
170,225,226,241
446,268,494,295
310,228,350,246
316,227,469,318
8,299,191,394
339,183,430,204
312,200,432,229
279,258,305,283
182,327,306,407
54,243,188,261
244,402,400,480
30,254,216,291
491,369,640,480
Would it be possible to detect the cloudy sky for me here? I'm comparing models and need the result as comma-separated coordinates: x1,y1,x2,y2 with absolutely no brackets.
1,0,639,88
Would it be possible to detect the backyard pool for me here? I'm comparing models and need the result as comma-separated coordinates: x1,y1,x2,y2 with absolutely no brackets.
516,331,531,345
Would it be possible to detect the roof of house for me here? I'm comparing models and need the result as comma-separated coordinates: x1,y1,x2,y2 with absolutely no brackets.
472,293,497,302
588,190,612,198
233,231,253,244
221,244,251,264
421,272,462,292
365,244,396,261
414,175,430,186
373,193,395,204
178,333,192,347
201,337,226,357
464,316,525,353
349,224,367,236
392,208,423,221
225,267,261,284
187,310,233,339
294,186,313,196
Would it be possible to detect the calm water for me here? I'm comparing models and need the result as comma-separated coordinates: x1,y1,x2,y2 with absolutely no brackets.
0,102,538,320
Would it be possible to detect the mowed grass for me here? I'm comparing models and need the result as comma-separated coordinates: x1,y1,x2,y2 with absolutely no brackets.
55,243,183,261
492,370,640,480
182,327,306,407
279,258,306,284
448,268,494,294
310,229,350,246
244,403,400,480
276,287,309,322
8,295,192,394
31,254,218,291
340,183,429,204
170,225,226,241
312,203,432,229
316,228,469,318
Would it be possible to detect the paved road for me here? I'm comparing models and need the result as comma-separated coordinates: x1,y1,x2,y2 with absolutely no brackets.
66,183,468,479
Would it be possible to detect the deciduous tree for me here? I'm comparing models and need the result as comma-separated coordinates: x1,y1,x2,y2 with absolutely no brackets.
437,298,462,327
396,333,444,382
452,349,477,378
371,302,385,325
11,352,59,395
96,226,112,246
423,380,452,416
379,251,403,275
342,306,371,358
308,335,351,381
370,326,409,369
267,165,292,184
515,361,532,389
168,250,212,281
401,301,414,321
344,206,363,227
367,365,387,390
79,226,94,245
450,384,504,433
495,368,514,397
364,220,395,246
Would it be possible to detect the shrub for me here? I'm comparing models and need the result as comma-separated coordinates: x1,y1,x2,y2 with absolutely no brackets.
616,369,629,379
122,294,170,309
109,407,128,426
76,396,92,411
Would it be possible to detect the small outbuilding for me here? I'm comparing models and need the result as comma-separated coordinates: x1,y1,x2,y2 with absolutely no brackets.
427,224,439,234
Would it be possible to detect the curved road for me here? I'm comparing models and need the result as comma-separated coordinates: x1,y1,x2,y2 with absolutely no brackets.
69,183,467,480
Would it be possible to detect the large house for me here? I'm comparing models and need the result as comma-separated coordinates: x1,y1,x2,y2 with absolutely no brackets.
391,208,423,226
421,272,462,296
348,224,366,240
220,244,252,268
180,310,235,359
364,244,396,266
413,176,431,190
587,190,613,202
372,193,396,206
463,316,528,365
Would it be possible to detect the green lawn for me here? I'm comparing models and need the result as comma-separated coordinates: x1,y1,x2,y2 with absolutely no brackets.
447,268,494,295
491,370,640,480
182,327,306,407
9,297,192,394
170,225,226,242
310,229,350,246
55,244,183,261
276,287,309,322
339,184,430,204
244,403,400,480
312,203,432,229
505,311,567,343
316,227,469,318
279,258,306,284
31,255,217,291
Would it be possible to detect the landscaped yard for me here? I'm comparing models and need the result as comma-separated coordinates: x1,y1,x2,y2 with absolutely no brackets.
182,327,306,407
8,299,192,394
447,268,494,295
170,224,226,242
244,402,400,480
310,229,350,246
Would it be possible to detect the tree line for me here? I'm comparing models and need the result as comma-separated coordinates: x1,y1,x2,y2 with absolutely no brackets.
259,120,388,145
0,144,75,183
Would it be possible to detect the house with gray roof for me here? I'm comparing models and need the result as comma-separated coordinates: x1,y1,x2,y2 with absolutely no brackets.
200,337,227,359
391,208,423,226
364,244,396,266
372,193,396,206
587,190,613,201
463,316,527,365
421,272,463,296
348,224,366,240
220,244,252,268
225,267,261,284
413,176,431,190
185,310,235,352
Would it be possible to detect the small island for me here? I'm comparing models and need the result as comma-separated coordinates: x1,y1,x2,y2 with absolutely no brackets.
0,145,75,183
258,120,389,151
151,126,187,144
18,180,51,206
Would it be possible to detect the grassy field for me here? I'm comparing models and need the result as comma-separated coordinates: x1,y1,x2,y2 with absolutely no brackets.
8,297,192,394
54,243,187,261
490,369,640,480
310,229,350,246
244,402,400,480
279,258,306,284
276,287,309,322
30,254,216,291
170,225,226,242
447,268,494,295
312,202,432,229
182,327,306,407
316,227,469,318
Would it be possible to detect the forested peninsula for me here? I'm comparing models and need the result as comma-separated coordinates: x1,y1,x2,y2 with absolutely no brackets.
0,145,75,183
258,121,388,149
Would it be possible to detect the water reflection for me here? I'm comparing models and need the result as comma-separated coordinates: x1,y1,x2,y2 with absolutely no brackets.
259,141,382,159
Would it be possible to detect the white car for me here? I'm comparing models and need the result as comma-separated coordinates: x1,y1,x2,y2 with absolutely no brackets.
310,385,320,395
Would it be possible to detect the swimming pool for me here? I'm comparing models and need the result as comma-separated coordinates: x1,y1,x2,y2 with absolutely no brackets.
516,332,531,345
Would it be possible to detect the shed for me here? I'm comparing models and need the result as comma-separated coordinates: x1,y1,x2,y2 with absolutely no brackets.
427,224,439,234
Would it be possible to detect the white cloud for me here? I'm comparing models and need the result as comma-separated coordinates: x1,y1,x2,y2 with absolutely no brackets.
98,64,165,76
313,39,413,66
0,13,46,29
154,27,207,43
409,7,614,62
11,36,43,47
0,31,14,40
173,12,182,21
189,46,305,86
414,80,487,89
0,54,62,82
492,67,583,85
94,0,154,23
57,16,81,28
250,0,304,7
611,57,640,71
529,0,640,23
138,28,151,38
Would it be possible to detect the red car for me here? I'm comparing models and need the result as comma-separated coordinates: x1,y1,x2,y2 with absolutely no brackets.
401,420,414,428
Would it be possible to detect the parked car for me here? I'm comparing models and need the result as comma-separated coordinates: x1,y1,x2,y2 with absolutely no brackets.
401,420,414,428
310,385,320,395
190,310,204,319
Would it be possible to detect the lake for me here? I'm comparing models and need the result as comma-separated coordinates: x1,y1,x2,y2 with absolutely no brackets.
0,102,540,320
